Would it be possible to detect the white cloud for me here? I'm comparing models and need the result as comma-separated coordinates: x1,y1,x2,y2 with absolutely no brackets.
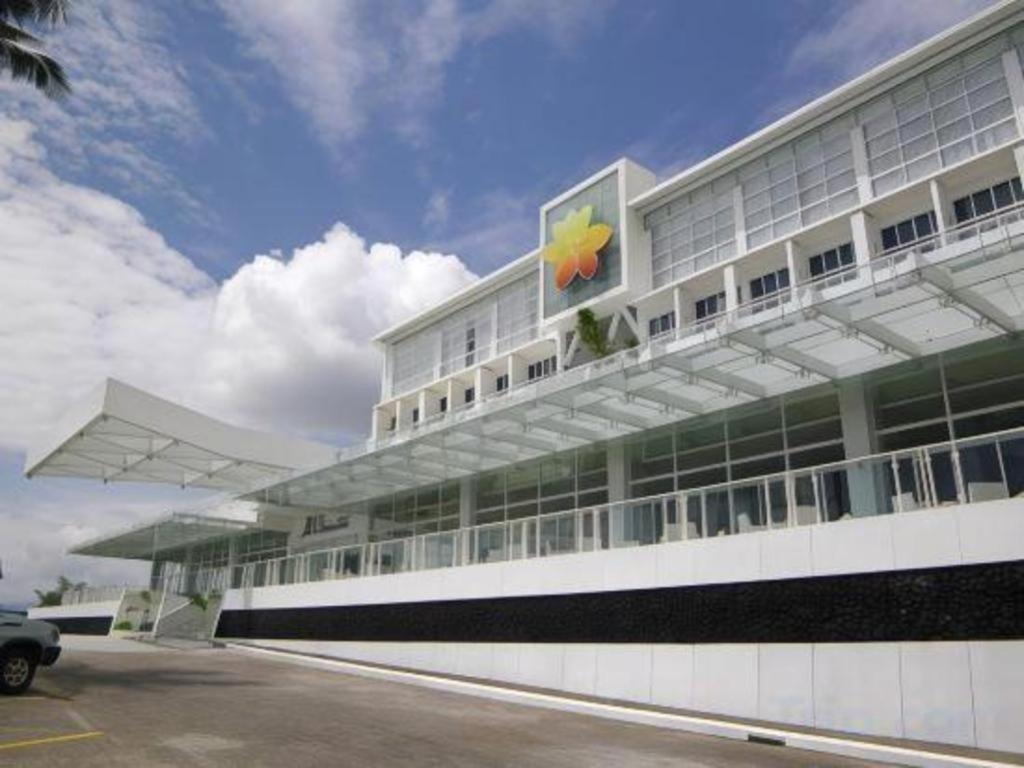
215,0,614,152
0,117,478,602
0,474,205,609
423,189,451,229
0,1,207,214
0,119,478,453
788,0,995,83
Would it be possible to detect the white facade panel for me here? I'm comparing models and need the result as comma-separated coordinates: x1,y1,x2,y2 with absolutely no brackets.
691,534,762,584
560,645,597,696
692,644,759,719
757,644,814,727
649,645,695,711
890,508,963,570
968,640,1024,754
594,645,652,703
515,644,563,690
899,642,975,747
955,499,1024,564
758,527,814,581
810,515,895,576
813,643,903,738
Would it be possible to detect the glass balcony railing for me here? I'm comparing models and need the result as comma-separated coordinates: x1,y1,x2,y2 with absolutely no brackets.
192,426,1024,593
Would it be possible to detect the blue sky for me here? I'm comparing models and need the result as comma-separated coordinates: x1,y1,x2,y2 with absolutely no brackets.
21,0,968,279
0,0,992,605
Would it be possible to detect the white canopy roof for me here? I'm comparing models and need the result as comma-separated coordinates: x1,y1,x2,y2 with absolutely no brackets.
24,379,338,492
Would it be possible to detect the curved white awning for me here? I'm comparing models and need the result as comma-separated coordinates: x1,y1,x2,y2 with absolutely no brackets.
24,379,339,492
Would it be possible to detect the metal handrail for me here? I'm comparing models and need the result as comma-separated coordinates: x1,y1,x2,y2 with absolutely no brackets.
182,425,1022,593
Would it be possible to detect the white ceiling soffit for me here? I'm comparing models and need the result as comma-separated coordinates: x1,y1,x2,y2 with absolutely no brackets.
24,379,339,492
253,224,1024,509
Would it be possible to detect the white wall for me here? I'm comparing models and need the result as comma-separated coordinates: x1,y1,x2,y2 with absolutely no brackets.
245,637,1024,754
220,498,1024,753
29,599,121,625
222,498,1024,611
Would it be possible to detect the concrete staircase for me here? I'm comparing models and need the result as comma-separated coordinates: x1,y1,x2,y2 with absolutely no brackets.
154,594,222,641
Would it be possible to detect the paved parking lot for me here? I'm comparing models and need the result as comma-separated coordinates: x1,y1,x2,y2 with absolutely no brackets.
0,637,888,767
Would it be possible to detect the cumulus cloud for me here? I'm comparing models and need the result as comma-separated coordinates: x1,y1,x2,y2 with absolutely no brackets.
0,119,478,455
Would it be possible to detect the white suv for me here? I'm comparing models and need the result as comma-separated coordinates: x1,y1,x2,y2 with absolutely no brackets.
0,612,61,695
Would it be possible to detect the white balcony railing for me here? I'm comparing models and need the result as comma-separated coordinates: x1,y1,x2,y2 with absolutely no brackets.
190,426,1024,593
377,201,1024,442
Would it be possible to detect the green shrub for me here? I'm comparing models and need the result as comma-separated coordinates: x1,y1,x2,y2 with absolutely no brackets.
113,620,133,631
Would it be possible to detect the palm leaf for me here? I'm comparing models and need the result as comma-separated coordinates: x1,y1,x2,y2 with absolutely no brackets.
0,18,69,97
0,0,69,25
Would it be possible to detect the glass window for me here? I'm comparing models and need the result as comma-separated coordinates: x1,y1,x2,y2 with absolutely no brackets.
648,312,676,337
880,211,936,251
859,38,1018,198
808,242,854,278
695,291,726,320
645,178,737,289
749,268,790,299
740,116,858,247
952,176,1023,223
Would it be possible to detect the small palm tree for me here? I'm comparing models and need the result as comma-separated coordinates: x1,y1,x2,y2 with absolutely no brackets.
0,0,71,98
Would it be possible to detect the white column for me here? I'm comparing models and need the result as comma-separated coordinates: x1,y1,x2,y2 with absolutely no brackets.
416,390,428,423
507,353,527,387
785,239,800,283
732,185,748,255
672,285,683,331
723,264,738,311
850,210,873,265
850,125,873,204
838,379,882,517
1001,49,1024,134
1014,145,1024,181
475,366,496,399
606,440,627,503
929,179,948,233
424,389,443,419
459,476,474,528
395,399,406,431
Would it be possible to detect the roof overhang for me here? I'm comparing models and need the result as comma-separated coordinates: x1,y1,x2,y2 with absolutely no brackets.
70,512,257,560
25,379,339,492
251,214,1024,509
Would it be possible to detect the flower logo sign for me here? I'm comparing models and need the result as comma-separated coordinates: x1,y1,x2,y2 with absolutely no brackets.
543,205,613,291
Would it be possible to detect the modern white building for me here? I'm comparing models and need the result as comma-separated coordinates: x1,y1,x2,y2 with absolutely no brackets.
26,1,1024,759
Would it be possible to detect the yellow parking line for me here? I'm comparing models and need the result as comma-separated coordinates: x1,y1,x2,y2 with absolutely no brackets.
0,731,103,751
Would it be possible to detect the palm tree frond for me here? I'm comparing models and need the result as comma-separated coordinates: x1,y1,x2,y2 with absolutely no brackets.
0,34,70,97
0,0,69,25
0,17,39,44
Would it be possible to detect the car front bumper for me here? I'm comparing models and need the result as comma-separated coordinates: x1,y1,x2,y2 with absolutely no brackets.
40,646,61,666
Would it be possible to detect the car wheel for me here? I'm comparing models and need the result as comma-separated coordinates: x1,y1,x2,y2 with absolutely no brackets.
0,649,37,695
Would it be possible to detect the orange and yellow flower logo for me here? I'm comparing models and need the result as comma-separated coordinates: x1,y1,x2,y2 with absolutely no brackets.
543,205,613,291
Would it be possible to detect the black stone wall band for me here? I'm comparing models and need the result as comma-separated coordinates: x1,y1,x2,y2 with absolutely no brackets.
216,560,1024,644
44,615,112,636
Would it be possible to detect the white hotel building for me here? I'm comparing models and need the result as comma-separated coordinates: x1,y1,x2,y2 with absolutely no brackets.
25,2,1024,760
